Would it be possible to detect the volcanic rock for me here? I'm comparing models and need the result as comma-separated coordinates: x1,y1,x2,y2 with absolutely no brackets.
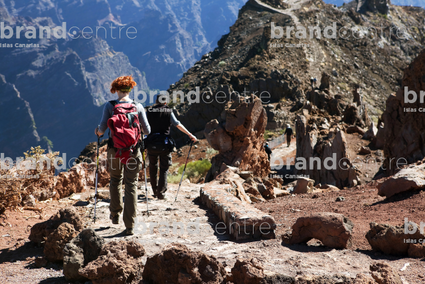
204,119,233,152
230,258,265,284
63,229,105,281
44,222,78,262
78,240,145,284
370,262,403,284
366,222,425,257
380,50,425,173
142,243,227,284
377,162,425,198
29,208,83,245
283,213,354,249
205,95,269,181
296,115,360,188
293,177,314,194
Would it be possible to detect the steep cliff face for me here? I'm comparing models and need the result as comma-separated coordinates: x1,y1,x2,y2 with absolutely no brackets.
0,75,42,158
0,0,247,90
0,15,147,159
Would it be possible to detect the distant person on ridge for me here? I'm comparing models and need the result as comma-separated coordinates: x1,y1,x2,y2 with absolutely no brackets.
284,124,293,147
95,75,151,236
145,94,197,200
264,142,272,161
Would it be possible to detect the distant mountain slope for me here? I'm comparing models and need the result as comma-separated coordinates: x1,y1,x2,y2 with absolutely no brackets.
324,0,425,8
0,0,248,90
0,15,147,159
167,0,425,143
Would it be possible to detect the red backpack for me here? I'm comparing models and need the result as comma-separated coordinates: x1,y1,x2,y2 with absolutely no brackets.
107,100,141,164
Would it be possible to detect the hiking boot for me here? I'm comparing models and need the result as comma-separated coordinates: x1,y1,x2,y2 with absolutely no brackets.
157,193,166,200
110,214,119,224
126,228,134,235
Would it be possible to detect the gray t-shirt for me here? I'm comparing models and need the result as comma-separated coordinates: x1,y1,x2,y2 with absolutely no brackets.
99,100,151,135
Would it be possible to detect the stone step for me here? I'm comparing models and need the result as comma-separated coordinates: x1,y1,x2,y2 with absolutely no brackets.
200,184,276,241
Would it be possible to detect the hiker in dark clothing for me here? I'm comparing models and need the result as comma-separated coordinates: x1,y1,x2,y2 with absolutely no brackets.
284,124,293,147
264,142,272,160
145,94,197,200
95,75,150,235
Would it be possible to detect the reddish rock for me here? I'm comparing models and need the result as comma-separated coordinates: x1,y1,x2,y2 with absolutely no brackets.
55,163,95,199
242,178,266,203
377,162,425,198
370,262,402,284
205,95,269,181
366,222,425,257
204,119,233,152
293,177,314,194
283,212,354,249
29,208,83,245
142,243,227,284
44,222,78,262
408,243,425,258
78,240,145,284
63,229,105,281
230,258,265,284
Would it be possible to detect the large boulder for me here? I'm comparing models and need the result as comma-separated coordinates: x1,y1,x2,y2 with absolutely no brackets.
295,115,360,188
293,177,314,194
142,243,227,284
380,50,425,173
63,229,105,281
79,240,145,284
44,222,78,262
29,208,83,245
377,162,425,198
205,95,269,181
283,213,354,249
366,222,425,258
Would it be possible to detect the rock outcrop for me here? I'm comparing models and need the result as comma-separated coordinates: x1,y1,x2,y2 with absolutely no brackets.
295,114,360,188
380,50,425,174
283,213,354,249
142,243,227,284
63,229,105,281
366,222,425,258
79,240,145,284
205,95,269,181
29,208,83,245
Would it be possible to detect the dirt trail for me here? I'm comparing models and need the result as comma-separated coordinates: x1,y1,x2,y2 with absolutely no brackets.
3,176,425,283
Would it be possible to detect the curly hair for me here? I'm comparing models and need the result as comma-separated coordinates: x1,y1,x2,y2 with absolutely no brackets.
110,75,137,94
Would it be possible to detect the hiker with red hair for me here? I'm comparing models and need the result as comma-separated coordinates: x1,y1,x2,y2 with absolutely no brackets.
95,75,150,235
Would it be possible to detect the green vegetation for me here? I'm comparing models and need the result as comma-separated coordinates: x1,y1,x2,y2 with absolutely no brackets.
167,159,212,183
42,136,53,150
218,61,226,68
184,83,189,89
264,130,274,140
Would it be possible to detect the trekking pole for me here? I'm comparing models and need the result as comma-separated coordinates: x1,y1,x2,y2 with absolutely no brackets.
173,141,194,203
141,138,149,216
94,126,102,223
